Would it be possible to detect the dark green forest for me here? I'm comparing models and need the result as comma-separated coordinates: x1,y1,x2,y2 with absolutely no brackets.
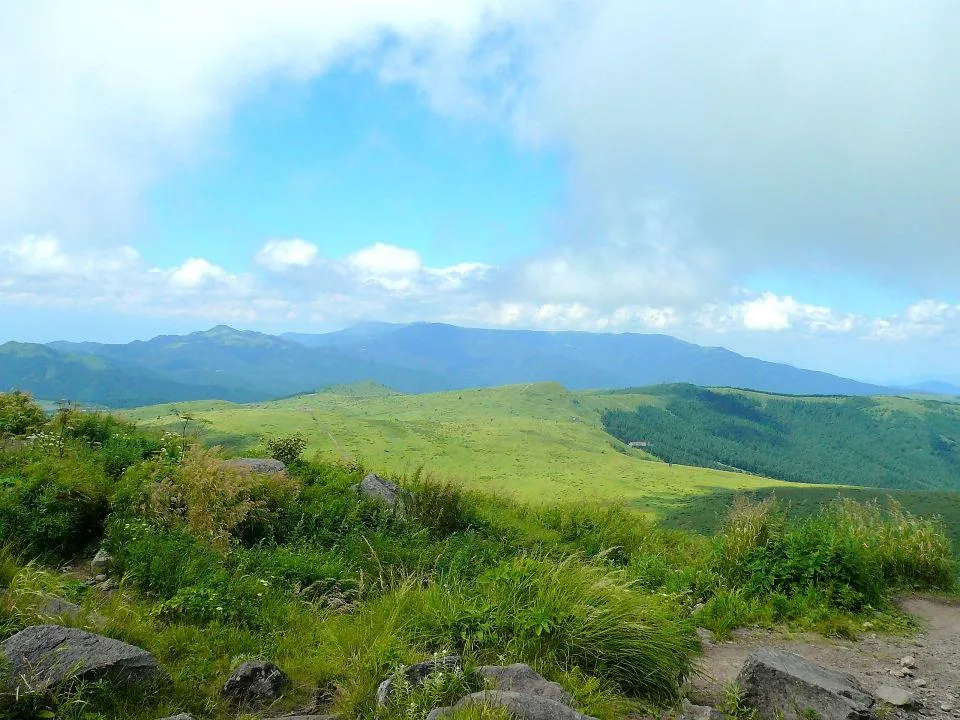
602,385,960,490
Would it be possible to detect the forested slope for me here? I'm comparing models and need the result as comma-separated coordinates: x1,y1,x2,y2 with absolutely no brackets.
601,385,960,490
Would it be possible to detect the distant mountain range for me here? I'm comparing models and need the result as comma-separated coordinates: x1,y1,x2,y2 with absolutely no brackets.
0,321,942,407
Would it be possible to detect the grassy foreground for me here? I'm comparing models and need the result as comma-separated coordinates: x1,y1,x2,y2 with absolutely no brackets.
123,382,802,514
0,391,956,720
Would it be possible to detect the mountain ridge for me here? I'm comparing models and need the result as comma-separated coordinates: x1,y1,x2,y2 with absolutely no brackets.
0,322,914,407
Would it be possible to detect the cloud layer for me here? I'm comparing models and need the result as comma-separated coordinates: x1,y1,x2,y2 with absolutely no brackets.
1,1,958,378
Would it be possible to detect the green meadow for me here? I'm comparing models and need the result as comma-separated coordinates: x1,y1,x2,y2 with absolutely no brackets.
124,382,799,514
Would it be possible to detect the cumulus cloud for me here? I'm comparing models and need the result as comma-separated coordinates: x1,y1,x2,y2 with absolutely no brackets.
255,238,319,272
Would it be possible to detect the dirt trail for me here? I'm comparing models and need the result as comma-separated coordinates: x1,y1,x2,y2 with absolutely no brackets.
689,595,960,719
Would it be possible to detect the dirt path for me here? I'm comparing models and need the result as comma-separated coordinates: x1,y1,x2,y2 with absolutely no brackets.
689,595,960,719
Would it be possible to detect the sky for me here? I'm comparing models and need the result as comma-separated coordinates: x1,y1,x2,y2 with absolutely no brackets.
1,1,959,384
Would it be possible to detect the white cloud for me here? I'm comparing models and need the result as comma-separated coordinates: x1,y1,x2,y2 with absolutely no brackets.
868,300,960,341
256,238,318,272
166,258,237,290
347,243,423,277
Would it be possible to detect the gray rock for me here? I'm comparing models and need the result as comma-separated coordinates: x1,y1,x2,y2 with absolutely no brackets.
428,690,598,720
261,716,339,720
94,574,108,583
353,473,404,509
221,660,288,707
91,548,113,572
875,686,917,709
737,648,874,720
681,699,727,720
223,457,287,474
157,715,193,720
696,627,715,646
36,596,107,628
376,655,461,707
479,664,573,705
900,656,917,669
0,624,168,692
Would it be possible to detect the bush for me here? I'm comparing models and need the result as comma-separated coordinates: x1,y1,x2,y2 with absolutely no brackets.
404,476,481,538
266,432,308,467
0,391,46,437
413,554,697,702
0,453,109,558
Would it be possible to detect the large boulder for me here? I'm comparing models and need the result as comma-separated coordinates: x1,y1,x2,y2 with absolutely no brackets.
0,625,168,692
223,458,286,474
354,473,405,510
428,690,598,720
479,664,573,706
737,649,874,720
376,655,462,706
91,548,113,573
221,660,288,708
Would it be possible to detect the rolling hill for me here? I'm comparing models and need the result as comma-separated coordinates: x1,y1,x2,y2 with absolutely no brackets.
0,341,252,407
602,384,960,491
15,322,897,406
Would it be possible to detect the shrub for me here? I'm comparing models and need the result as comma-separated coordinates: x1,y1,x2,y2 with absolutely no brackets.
413,554,697,702
403,476,481,537
266,432,308,467
0,454,109,558
0,391,46,437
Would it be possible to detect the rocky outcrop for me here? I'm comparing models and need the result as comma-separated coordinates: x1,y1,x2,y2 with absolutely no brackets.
737,648,874,720
223,458,286,474
353,473,404,509
479,664,573,706
376,655,461,706
0,625,168,692
428,690,598,720
221,660,288,708
91,548,113,573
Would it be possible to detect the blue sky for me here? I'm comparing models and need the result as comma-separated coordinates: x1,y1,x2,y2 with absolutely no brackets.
1,1,959,383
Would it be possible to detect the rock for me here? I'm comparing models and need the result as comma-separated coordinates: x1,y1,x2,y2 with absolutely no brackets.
223,457,287,474
479,664,573,705
696,627,715,646
681,699,726,720
221,660,288,708
900,656,917,669
37,596,107,627
376,655,461,706
737,648,874,720
353,473,404,509
261,716,339,720
914,678,928,688
0,624,168,692
428,690,598,720
941,704,955,713
157,715,194,720
91,549,112,572
875,685,917,709
94,573,108,583
890,669,906,678
693,602,706,613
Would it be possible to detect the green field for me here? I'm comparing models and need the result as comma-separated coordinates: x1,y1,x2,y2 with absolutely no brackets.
125,382,800,514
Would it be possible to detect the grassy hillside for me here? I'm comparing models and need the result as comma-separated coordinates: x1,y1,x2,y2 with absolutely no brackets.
125,382,798,512
601,384,960,491
1,391,955,720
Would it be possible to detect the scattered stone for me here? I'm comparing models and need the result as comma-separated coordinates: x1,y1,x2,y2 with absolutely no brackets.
428,690,598,720
874,685,917,709
94,573,108,583
479,664,573,705
693,602,706,613
736,648,874,720
96,578,117,592
157,715,194,720
890,669,906,678
261,716,339,720
91,548,112,573
221,660,288,708
901,656,918,669
696,627,715,646
942,704,956,713
680,699,726,720
223,457,286,474
353,473,405,509
0,624,168,692
376,655,461,707
914,678,928,688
